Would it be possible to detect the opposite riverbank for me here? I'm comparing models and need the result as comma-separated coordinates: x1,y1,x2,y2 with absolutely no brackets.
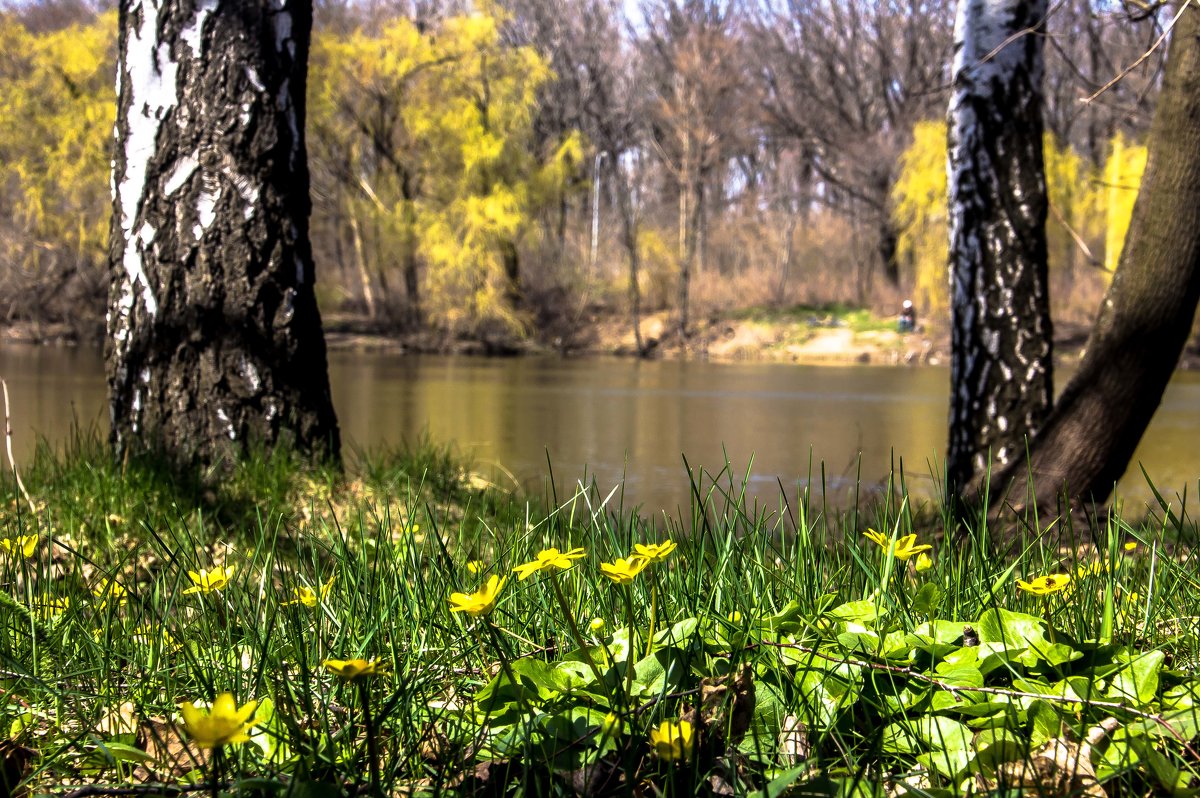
6,306,1198,368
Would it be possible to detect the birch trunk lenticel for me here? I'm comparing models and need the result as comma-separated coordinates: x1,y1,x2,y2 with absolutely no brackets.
107,0,340,468
946,0,1053,495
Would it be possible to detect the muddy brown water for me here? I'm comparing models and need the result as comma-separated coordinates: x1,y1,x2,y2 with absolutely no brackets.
2,343,1197,514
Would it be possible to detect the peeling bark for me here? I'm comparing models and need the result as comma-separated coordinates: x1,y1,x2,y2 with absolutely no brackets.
107,0,340,469
946,0,1053,494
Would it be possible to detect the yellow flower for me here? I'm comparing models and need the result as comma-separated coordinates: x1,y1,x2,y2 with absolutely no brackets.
1016,574,1072,596
465,559,485,574
1124,541,1138,552
633,541,677,563
601,712,622,737
448,574,506,617
284,575,335,607
179,693,258,749
915,552,933,572
728,611,743,623
600,556,649,585
183,565,234,595
512,547,587,580
0,535,37,559
589,617,606,633
33,595,69,620
93,578,127,609
323,658,389,681
862,529,890,548
863,530,932,561
649,719,694,761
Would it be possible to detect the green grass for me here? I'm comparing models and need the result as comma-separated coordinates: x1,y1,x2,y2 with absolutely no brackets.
0,436,1198,796
727,303,899,334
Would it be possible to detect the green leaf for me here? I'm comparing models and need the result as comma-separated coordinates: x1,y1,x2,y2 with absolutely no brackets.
1025,699,1063,747
652,616,699,647
971,728,1023,776
1107,649,1165,706
632,648,687,696
909,620,966,657
738,680,788,756
826,600,878,625
911,582,942,616
977,607,1048,652
1125,736,1187,792
760,764,812,798
797,661,861,727
882,716,971,754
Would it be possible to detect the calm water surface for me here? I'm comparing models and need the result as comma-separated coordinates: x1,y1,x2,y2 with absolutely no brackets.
2,344,1197,512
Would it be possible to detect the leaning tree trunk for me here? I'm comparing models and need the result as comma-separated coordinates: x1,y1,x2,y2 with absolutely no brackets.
946,0,1053,495
987,2,1200,510
107,0,340,469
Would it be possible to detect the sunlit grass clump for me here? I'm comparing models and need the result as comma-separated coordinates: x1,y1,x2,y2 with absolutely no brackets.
0,435,1198,796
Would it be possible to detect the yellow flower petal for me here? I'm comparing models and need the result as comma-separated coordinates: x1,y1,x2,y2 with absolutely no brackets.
179,692,258,749
448,574,506,616
599,556,648,585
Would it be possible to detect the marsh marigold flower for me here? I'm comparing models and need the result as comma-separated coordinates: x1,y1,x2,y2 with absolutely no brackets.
600,556,649,585
633,541,677,563
649,719,694,761
183,565,234,595
466,560,485,575
179,693,258,749
448,574,506,617
323,658,388,681
1017,573,1072,596
0,535,37,559
589,617,606,633
863,530,932,561
285,575,335,607
512,547,586,580
915,552,933,572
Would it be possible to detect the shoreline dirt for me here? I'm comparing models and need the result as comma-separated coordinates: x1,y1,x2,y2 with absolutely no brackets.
5,312,1197,369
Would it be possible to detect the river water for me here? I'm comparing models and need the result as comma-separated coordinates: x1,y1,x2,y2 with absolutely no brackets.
1,343,1197,513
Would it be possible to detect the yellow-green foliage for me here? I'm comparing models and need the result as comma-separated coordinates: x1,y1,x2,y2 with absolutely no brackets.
636,229,677,310
309,3,582,334
0,12,115,274
1103,132,1147,272
891,120,948,314
892,120,1145,313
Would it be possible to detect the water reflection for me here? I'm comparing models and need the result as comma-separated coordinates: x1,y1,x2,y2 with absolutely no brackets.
1,344,1196,513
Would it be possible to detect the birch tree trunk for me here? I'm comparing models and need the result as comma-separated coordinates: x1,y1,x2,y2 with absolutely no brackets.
946,0,1053,494
107,0,340,469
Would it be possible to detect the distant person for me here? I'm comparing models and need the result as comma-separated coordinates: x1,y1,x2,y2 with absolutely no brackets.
898,300,916,333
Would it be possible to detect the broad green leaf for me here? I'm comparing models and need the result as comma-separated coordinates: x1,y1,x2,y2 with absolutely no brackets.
972,728,1023,776
911,582,943,616
797,661,861,727
632,648,687,696
1107,649,1165,706
910,620,967,657
826,600,878,625
1025,699,1063,747
652,616,700,648
977,607,1049,666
